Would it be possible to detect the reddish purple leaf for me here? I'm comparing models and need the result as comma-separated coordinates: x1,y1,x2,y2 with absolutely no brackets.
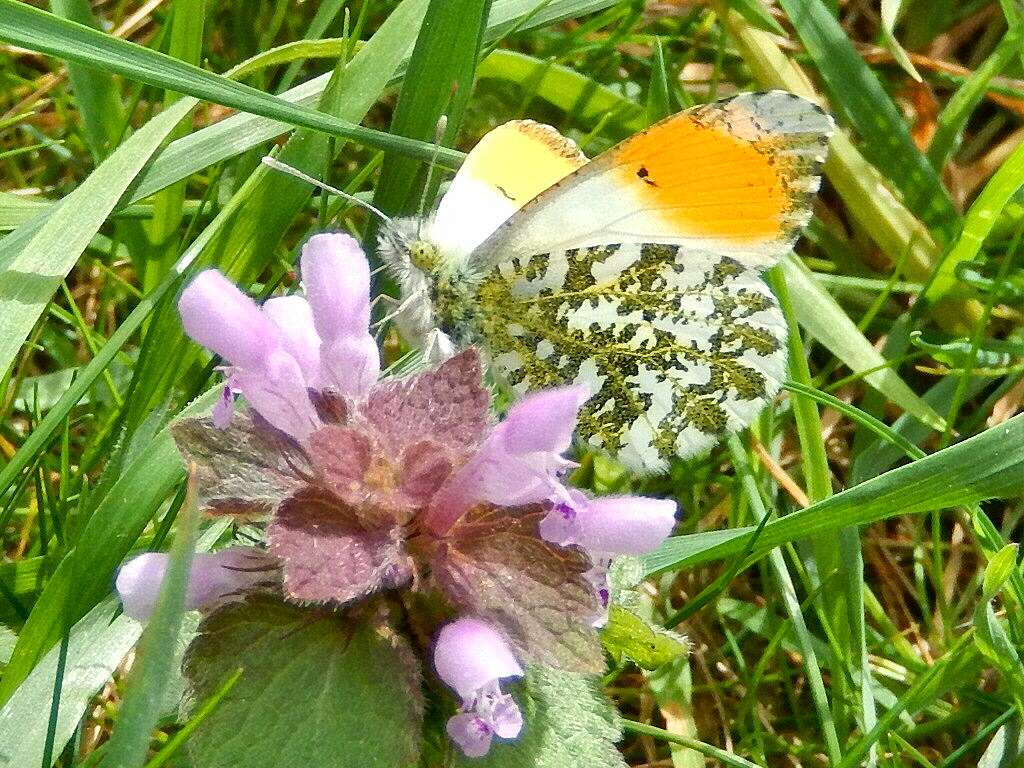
172,414,308,518
432,505,604,675
362,349,490,453
268,487,411,604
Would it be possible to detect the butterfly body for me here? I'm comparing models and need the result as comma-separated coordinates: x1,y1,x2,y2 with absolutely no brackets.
379,91,833,472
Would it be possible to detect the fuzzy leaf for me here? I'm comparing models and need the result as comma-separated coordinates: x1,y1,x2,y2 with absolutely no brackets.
433,506,605,674
172,414,307,517
363,349,491,451
455,666,626,768
268,487,411,604
600,606,688,670
183,596,423,768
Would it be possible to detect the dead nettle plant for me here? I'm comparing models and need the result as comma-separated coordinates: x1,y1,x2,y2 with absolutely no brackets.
116,233,682,766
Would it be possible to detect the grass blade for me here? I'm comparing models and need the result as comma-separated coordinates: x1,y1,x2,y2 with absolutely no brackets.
0,96,195,382
645,412,1024,574
372,0,492,216
0,0,461,168
98,475,201,768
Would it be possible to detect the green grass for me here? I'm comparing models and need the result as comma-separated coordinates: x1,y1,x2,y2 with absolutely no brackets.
1,0,1023,766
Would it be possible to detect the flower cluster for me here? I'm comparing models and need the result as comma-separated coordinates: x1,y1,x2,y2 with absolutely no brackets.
117,233,677,757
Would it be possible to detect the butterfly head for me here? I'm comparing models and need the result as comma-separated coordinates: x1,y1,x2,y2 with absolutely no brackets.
376,216,467,355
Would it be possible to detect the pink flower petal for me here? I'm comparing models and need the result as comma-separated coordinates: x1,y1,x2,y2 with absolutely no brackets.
232,349,320,440
499,386,590,455
434,618,523,701
490,696,524,739
446,713,493,758
300,233,371,342
178,270,280,370
318,334,381,396
115,552,167,621
263,295,321,382
116,547,273,621
550,495,677,555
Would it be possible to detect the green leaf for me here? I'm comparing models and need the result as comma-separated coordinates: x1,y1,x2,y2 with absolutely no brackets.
879,0,922,82
644,412,1024,574
983,544,1020,601
0,600,141,768
456,666,626,768
973,600,1024,708
601,606,688,670
183,597,423,768
373,0,492,216
476,49,645,135
0,96,194,382
979,722,1024,768
728,0,785,35
926,137,1024,302
645,37,671,125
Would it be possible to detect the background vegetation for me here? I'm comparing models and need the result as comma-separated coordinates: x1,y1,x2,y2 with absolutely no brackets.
1,0,1023,765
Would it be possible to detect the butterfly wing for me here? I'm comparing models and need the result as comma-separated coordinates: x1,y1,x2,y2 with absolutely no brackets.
464,92,832,471
427,119,587,263
469,91,833,271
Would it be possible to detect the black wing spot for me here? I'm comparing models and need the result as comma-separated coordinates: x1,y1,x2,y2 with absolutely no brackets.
636,166,658,187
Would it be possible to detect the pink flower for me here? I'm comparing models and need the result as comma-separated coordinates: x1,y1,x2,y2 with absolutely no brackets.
539,492,677,625
425,386,590,535
115,547,276,621
177,233,379,441
434,618,524,758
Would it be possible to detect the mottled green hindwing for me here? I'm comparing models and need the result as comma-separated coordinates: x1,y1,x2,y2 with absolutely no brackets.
469,243,787,471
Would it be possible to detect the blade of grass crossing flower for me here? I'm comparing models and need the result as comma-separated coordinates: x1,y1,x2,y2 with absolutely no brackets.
927,24,1022,170
372,0,492,217
0,0,462,169
0,386,221,705
48,0,125,161
644,413,1024,574
98,473,201,768
143,668,244,768
0,95,195,384
726,434,843,765
773,0,957,236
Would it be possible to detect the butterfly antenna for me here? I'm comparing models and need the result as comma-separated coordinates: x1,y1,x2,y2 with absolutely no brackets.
415,114,449,239
262,155,395,228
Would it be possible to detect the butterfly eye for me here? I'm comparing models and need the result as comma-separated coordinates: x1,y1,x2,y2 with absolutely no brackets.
409,241,440,272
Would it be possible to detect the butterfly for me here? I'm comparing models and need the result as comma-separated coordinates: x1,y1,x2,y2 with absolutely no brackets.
373,91,833,473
